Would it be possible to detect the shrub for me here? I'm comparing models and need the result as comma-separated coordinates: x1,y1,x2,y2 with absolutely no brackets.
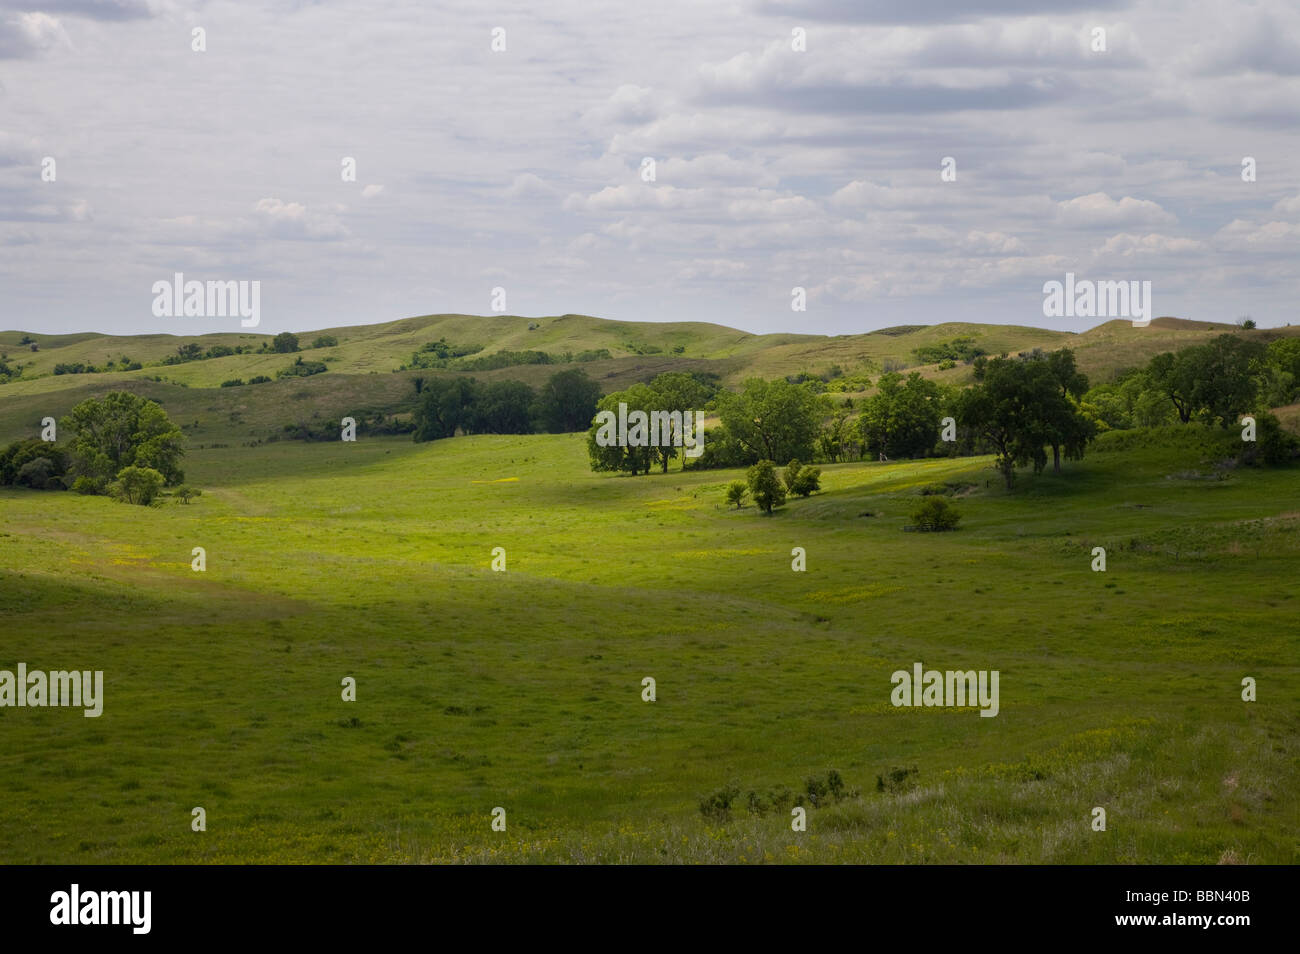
16,457,58,489
272,332,300,353
1241,412,1300,467
910,496,961,531
876,766,919,794
311,335,338,349
746,460,786,513
72,475,105,495
724,479,748,508
784,459,822,497
176,485,202,504
0,438,68,486
248,375,272,384
220,379,244,387
277,357,327,378
699,784,740,822
109,466,165,506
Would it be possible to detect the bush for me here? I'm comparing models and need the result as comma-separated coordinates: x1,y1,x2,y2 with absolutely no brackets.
910,496,961,531
724,479,748,508
220,379,244,387
109,466,165,506
699,784,740,822
876,766,919,794
746,460,786,513
272,332,300,353
16,457,59,489
783,459,822,497
0,438,68,486
311,335,338,349
1241,412,1300,467
72,475,105,495
277,357,327,378
176,485,202,504
248,375,272,384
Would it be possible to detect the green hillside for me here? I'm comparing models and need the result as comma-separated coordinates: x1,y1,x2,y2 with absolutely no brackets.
3,313,1295,447
1,429,1295,863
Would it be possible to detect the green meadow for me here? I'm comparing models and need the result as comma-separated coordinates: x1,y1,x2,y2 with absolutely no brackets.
1,426,1296,863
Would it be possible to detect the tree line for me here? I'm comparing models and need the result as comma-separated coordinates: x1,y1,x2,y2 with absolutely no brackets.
581,332,1299,489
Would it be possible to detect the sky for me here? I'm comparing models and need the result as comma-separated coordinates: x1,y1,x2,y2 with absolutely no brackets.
1,0,1298,337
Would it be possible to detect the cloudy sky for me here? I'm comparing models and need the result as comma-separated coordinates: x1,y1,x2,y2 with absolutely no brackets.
2,0,1298,336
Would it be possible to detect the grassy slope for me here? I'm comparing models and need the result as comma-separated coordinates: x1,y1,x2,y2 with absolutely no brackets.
0,429,1295,863
5,314,1298,449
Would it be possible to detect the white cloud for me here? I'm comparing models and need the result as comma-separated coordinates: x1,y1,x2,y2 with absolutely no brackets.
1055,192,1177,228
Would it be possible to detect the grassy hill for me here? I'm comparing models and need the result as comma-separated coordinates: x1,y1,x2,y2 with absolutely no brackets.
3,312,1296,447
0,428,1295,862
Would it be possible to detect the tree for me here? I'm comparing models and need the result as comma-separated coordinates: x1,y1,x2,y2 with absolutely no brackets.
747,459,786,513
1194,335,1264,427
1037,349,1094,472
412,377,480,441
858,371,943,460
63,391,185,485
312,335,339,349
536,368,602,433
956,355,1092,488
110,466,165,505
911,496,960,531
0,439,68,486
272,332,300,353
176,485,201,504
474,380,536,434
725,480,748,509
1147,351,1198,423
646,371,714,472
16,457,59,490
818,406,854,462
783,459,821,497
586,384,657,476
716,378,821,466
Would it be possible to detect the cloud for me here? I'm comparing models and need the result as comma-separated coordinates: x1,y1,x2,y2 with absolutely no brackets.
1095,232,1204,256
8,0,158,21
360,184,384,199
583,85,661,125
1272,193,1300,214
750,0,1130,25
1055,192,1176,228
1214,218,1300,251
504,173,556,198
0,12,70,58
1195,13,1300,76
250,198,349,241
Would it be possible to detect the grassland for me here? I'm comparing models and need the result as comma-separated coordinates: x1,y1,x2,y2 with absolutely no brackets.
1,424,1296,864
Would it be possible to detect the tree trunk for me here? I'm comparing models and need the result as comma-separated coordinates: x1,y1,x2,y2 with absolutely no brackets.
1052,444,1061,473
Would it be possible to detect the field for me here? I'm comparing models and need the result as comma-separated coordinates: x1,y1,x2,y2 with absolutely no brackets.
1,424,1296,864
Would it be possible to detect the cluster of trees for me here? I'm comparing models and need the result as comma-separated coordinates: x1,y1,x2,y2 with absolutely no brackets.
585,331,1298,490
55,355,143,374
725,459,822,513
586,372,719,475
0,392,188,505
221,375,273,387
1082,335,1300,430
912,336,987,365
402,339,615,373
956,350,1095,488
412,367,604,441
276,356,328,378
